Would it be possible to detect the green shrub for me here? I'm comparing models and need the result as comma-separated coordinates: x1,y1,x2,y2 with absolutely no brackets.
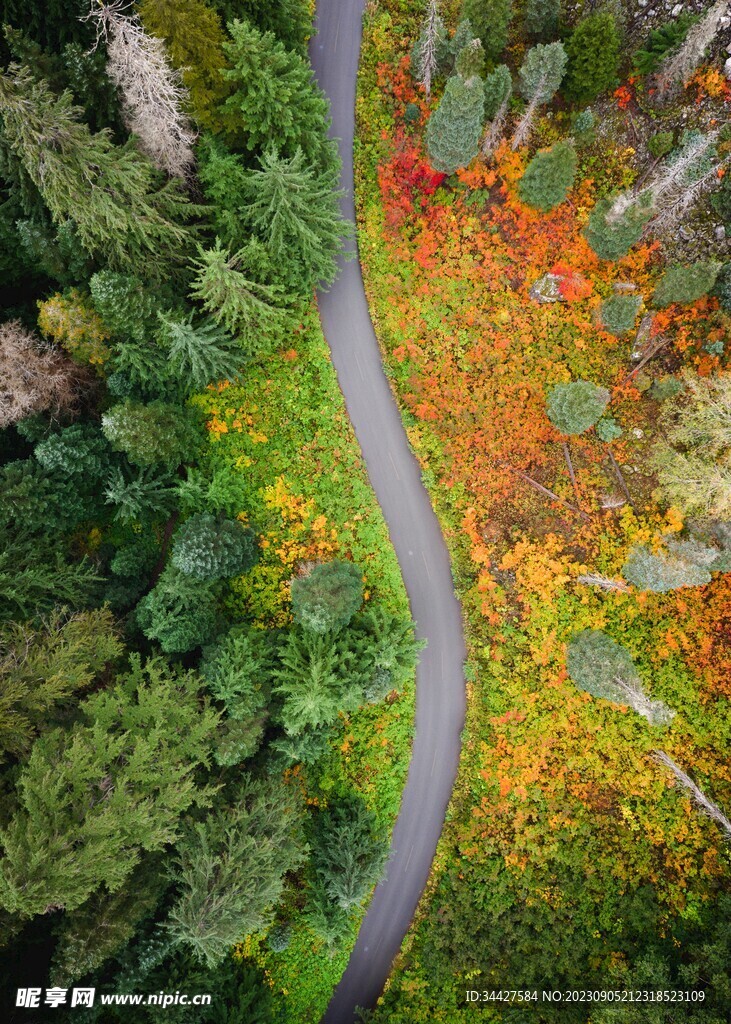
653,261,720,307
647,131,674,158
546,380,610,435
595,416,622,442
600,294,642,336
517,141,577,212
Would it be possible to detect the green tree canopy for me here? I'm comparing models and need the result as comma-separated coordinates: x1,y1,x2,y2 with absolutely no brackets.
290,559,364,634
102,400,200,469
426,73,484,174
600,294,643,336
309,793,388,911
653,261,721,307
135,565,220,654
171,513,259,581
563,11,621,104
461,0,513,61
546,380,610,435
517,140,577,212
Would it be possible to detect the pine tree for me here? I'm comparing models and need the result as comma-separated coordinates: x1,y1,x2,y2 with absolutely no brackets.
167,776,305,967
310,794,388,911
238,147,350,295
189,240,293,356
652,261,720,307
511,42,567,149
102,400,200,468
290,559,364,634
546,380,610,435
135,565,219,654
563,11,621,104
0,608,121,762
518,140,577,211
426,73,485,174
461,0,513,62
171,514,258,581
0,320,91,428
272,631,342,736
157,311,244,391
567,629,674,726
481,64,512,156
219,19,329,164
87,3,196,177
0,656,218,917
138,0,230,132
524,0,560,41
0,66,197,276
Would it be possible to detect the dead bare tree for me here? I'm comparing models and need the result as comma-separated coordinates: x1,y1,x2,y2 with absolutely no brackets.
0,320,90,428
577,574,631,593
654,750,731,841
86,1,196,177
655,0,730,99
417,0,442,102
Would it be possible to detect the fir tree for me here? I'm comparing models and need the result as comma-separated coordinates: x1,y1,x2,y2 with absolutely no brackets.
157,311,244,391
652,261,720,307
102,399,200,468
511,42,567,149
104,466,178,524
34,423,111,482
171,514,258,581
481,64,512,156
310,794,388,911
0,656,218,917
167,776,305,967
518,140,577,212
426,73,485,174
135,566,219,654
622,544,713,593
461,0,513,62
0,66,197,276
272,630,342,736
563,11,621,104
546,380,610,435
290,559,364,634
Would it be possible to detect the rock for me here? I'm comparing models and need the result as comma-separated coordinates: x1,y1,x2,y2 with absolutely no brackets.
679,224,694,241
721,17,731,30
632,428,644,439
716,225,726,241
529,273,566,303
671,3,683,15
725,56,731,81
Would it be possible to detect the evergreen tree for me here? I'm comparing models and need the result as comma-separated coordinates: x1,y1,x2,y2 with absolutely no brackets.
104,465,178,524
89,270,163,343
655,0,728,98
171,513,258,581
138,0,230,132
135,565,219,653
157,311,244,391
0,66,197,277
584,193,654,261
563,11,621,104
0,533,101,623
200,626,271,762
167,775,305,967
310,794,388,911
272,630,342,736
225,0,311,55
652,261,720,307
517,140,577,212
0,608,120,762
622,544,713,593
34,423,111,482
600,294,643,336
546,380,610,435
338,607,423,705
189,240,293,356
455,38,485,80
426,73,484,174
461,0,513,62
102,399,200,468
511,42,567,149
524,0,560,40
0,656,218,917
290,559,364,634
238,147,350,295
481,64,512,156
219,19,329,164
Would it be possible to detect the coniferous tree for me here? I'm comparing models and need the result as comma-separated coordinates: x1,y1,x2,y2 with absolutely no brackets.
171,514,258,581
518,140,577,212
600,294,643,336
104,466,178,524
546,380,610,435
481,64,512,156
0,66,197,276
461,0,513,62
0,656,218,917
426,72,485,174
652,261,720,307
655,0,729,98
290,559,364,634
310,794,388,911
102,400,200,468
167,776,305,967
511,42,567,149
231,0,311,54
136,566,219,653
239,147,350,295
524,0,560,40
563,11,621,104
622,543,715,593
415,0,446,101
157,312,244,391
273,631,342,736
584,193,654,261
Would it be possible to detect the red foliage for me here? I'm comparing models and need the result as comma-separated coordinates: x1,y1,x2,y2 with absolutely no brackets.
378,131,446,228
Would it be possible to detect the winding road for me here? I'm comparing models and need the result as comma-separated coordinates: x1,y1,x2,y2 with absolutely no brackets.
310,3,467,1021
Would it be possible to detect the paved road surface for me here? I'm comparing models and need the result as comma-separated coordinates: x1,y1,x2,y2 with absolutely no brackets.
310,4,467,1021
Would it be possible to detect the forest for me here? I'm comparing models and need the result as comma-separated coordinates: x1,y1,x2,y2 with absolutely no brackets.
0,1,420,1020
357,0,731,1021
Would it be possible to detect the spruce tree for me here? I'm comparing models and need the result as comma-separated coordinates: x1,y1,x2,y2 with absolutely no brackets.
0,66,197,276
104,466,178,524
622,544,713,593
461,0,513,62
135,566,219,653
310,794,388,911
426,73,485,174
563,11,621,104
171,513,258,581
546,381,610,435
290,559,364,634
272,631,342,736
157,312,244,391
0,656,218,917
517,140,577,212
167,776,305,967
239,147,350,295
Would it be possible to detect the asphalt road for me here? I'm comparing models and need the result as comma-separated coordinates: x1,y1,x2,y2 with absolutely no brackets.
310,4,467,1021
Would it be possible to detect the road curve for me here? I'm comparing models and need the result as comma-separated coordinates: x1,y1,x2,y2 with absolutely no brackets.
310,4,467,1021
